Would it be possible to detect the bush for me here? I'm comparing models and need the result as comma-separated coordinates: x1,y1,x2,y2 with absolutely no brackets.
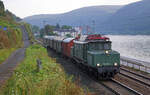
23,23,35,43
0,48,15,64
0,17,23,64
0,0,5,16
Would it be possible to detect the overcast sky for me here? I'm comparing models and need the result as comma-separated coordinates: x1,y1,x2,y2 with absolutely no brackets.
2,0,141,18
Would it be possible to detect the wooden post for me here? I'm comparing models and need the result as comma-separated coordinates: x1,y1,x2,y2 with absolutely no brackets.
36,59,42,72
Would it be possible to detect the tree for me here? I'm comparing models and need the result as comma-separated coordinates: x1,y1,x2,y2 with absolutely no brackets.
0,0,5,16
5,10,21,21
56,23,60,29
65,34,72,37
32,25,40,33
5,10,13,19
61,25,72,29
39,28,45,38
44,24,55,35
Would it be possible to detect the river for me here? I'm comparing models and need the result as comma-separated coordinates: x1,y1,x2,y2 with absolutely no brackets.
107,35,150,64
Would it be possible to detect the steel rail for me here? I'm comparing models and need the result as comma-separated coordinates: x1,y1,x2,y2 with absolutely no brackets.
120,67,150,81
119,72,150,87
111,79,143,95
100,81,120,95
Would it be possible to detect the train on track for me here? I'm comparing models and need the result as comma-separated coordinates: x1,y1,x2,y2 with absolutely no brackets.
43,34,120,79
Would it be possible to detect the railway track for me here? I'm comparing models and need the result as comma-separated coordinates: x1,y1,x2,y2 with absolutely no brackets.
100,79,142,95
78,65,143,95
120,67,150,87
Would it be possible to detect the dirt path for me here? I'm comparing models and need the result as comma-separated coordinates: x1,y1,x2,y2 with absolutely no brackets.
47,49,115,95
0,26,30,88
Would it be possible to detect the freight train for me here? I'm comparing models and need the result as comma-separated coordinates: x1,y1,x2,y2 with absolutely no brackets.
43,34,120,79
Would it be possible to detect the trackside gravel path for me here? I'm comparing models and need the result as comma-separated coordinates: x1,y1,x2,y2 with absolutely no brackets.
0,26,30,88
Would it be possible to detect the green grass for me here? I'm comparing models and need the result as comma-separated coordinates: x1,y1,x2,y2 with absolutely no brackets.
0,48,15,64
0,45,85,95
14,28,23,48
23,23,35,43
0,17,18,28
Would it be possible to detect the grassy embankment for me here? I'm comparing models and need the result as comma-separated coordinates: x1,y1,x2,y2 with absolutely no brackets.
0,17,23,64
23,23,35,43
0,45,85,95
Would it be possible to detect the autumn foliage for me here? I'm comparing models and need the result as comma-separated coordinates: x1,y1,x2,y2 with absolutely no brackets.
0,31,10,48
0,16,23,64
0,28,23,48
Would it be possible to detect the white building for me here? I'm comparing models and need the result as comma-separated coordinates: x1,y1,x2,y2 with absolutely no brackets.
53,28,80,37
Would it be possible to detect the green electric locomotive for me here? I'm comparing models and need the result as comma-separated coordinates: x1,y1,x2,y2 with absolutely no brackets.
71,34,120,79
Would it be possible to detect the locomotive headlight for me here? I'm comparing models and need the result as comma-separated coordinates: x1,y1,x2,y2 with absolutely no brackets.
105,50,109,54
114,63,118,66
97,63,100,67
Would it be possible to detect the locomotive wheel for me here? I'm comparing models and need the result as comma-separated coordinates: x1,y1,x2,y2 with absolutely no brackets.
94,71,99,80
87,67,92,76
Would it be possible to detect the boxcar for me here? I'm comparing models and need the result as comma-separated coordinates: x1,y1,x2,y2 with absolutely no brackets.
43,36,49,47
62,38,75,57
43,36,55,48
53,36,66,53
73,41,88,63
49,37,54,49
53,38,57,51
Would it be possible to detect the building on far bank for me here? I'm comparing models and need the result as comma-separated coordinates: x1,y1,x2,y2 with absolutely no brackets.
53,28,80,37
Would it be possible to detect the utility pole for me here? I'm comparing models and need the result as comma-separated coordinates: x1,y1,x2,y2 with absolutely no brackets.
86,25,91,35
43,20,46,36
92,20,95,34
43,20,46,27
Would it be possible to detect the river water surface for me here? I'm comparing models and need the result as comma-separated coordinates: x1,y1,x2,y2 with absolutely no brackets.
107,35,150,64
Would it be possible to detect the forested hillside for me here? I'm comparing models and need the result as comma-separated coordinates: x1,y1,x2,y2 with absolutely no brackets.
99,0,150,34
23,5,122,28
24,0,150,35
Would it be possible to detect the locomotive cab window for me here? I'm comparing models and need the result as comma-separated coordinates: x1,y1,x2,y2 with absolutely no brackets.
104,42,111,50
89,42,111,50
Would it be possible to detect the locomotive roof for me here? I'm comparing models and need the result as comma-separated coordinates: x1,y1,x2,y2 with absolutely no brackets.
73,40,88,44
74,40,111,44
74,34,111,44
78,35,88,41
87,40,111,43
63,38,74,43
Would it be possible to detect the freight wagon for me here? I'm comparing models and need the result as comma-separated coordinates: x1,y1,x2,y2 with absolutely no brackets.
62,38,74,57
43,34,120,79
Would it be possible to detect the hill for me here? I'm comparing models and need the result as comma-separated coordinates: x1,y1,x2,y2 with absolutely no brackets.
23,5,122,27
98,0,150,35
24,0,150,35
